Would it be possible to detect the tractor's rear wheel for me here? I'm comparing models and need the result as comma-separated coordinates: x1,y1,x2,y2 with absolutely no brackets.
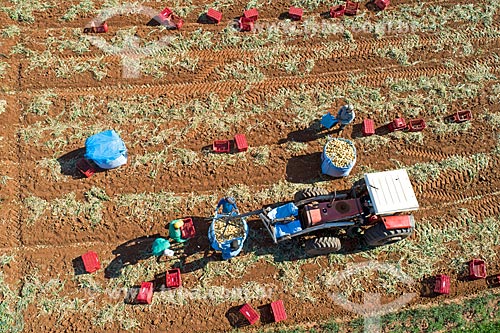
363,222,413,247
294,188,329,202
305,236,342,256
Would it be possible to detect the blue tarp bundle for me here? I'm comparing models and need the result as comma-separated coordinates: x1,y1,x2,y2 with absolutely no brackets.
274,219,302,238
85,130,127,169
208,213,249,260
266,203,299,220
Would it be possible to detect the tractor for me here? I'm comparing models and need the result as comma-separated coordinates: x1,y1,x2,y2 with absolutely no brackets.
227,169,419,256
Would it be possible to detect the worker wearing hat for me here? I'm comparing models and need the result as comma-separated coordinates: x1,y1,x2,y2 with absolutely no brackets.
168,219,187,243
216,196,239,214
336,104,355,130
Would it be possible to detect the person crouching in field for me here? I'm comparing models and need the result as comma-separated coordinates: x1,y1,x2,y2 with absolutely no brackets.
321,104,355,133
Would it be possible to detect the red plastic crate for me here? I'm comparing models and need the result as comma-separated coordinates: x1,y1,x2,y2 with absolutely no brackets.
434,275,450,294
375,0,390,10
234,134,248,152
239,17,254,31
345,1,360,16
160,7,173,19
243,8,259,21
406,119,426,132
83,22,108,34
407,119,425,131
136,282,153,304
166,268,182,288
388,118,406,132
213,140,231,153
330,5,345,18
362,119,375,136
454,110,472,123
270,300,287,322
288,7,303,20
170,14,184,29
239,303,259,325
181,218,196,239
469,259,486,279
76,158,96,178
81,251,100,273
207,8,222,23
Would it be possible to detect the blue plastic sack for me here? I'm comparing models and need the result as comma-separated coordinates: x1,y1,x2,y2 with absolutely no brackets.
274,219,302,239
321,113,338,129
208,213,249,260
321,138,356,177
85,130,127,169
267,203,299,220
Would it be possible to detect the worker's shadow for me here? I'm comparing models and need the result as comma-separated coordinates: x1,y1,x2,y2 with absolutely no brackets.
172,217,217,273
278,120,339,144
105,235,160,278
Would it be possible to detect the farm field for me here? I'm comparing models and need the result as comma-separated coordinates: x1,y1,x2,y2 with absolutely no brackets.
1,0,500,332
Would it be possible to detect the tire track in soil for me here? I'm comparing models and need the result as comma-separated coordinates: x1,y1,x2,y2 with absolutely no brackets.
30,26,500,70
416,156,500,194
17,22,500,91
395,147,455,163
16,53,500,100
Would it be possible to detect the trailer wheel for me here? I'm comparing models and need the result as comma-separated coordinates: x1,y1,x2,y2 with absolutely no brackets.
363,222,413,247
294,188,329,202
305,236,341,256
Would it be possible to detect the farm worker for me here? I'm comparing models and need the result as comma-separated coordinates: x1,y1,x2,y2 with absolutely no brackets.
169,219,188,243
151,237,174,257
216,197,238,214
336,104,355,130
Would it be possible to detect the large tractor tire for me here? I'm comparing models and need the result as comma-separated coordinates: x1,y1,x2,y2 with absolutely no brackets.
305,236,342,256
294,188,329,202
363,222,413,247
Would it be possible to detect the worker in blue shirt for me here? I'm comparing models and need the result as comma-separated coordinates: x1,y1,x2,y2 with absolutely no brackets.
336,104,355,130
216,197,238,214
321,104,355,131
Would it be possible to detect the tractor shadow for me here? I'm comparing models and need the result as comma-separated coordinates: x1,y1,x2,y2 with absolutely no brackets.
245,219,370,262
105,235,159,278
